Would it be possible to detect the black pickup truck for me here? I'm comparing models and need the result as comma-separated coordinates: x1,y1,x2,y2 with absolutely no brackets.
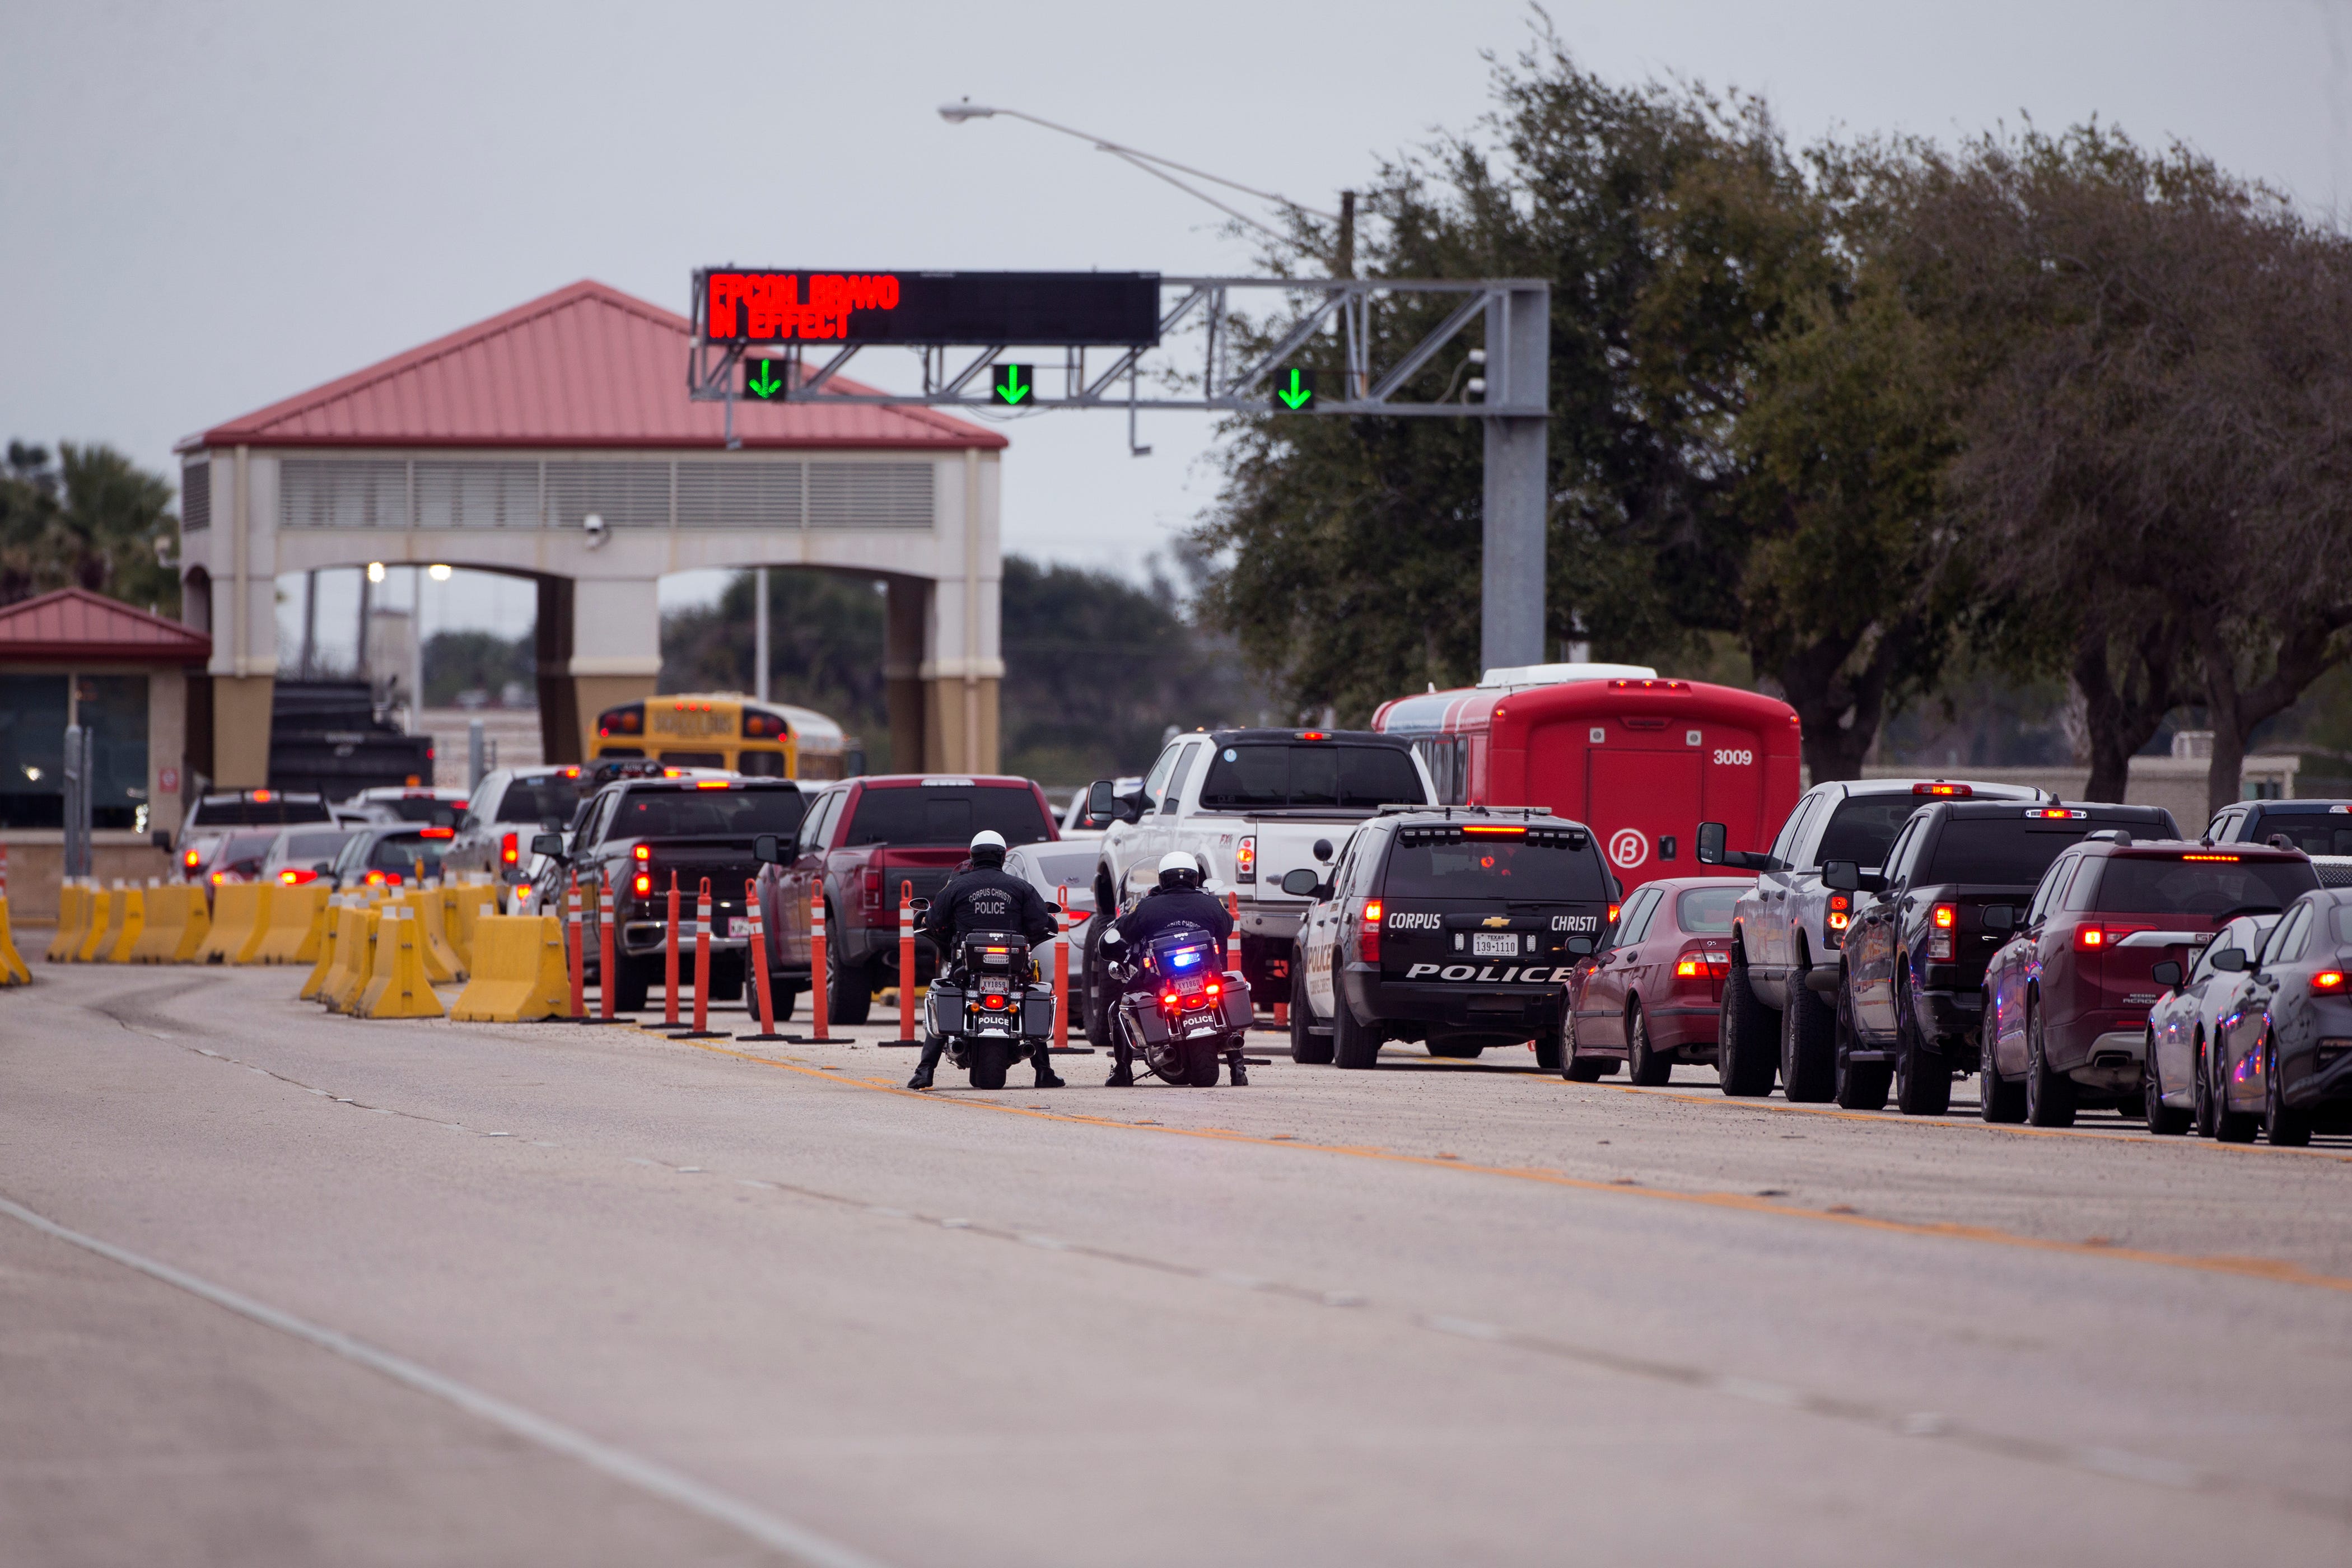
537,776,806,1011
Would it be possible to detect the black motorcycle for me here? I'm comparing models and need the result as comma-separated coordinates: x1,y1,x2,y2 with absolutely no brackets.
1104,926,1254,1086
919,925,1056,1089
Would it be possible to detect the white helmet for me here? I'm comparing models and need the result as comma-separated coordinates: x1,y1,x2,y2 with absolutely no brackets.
1159,850,1200,877
971,829,1007,851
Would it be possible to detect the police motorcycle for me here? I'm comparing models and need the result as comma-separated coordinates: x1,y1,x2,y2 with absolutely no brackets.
1099,923,1254,1086
911,900,1057,1090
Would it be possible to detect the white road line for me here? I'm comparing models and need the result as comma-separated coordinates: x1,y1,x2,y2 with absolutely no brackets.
0,1195,888,1568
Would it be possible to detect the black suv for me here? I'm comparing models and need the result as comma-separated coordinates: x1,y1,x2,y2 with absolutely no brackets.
1283,807,1610,1069
1828,800,2176,1114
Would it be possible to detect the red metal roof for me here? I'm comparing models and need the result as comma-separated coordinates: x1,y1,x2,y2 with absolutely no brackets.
0,588,211,664
181,279,1006,453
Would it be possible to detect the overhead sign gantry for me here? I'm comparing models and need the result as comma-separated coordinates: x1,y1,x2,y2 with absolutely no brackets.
687,267,1551,671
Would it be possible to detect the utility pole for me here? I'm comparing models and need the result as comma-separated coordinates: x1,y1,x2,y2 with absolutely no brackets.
754,567,771,702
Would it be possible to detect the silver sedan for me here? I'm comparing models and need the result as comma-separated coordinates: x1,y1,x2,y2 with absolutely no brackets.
2143,912,2278,1135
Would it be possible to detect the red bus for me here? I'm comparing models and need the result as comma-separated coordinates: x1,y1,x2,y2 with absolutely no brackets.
1370,664,1803,893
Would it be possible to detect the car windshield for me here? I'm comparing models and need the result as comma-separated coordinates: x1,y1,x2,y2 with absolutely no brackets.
277,829,353,861
1674,885,1740,932
377,796,463,827
1381,838,1608,900
368,834,444,875
845,786,1051,847
220,830,279,865
1813,795,1929,869
2092,855,2318,915
1196,744,1426,811
2250,813,2352,856
198,797,331,828
611,788,806,838
497,778,586,824
1922,818,2138,886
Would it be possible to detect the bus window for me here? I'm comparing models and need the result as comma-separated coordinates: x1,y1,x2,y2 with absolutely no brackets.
738,750,787,777
598,746,644,758
661,750,727,769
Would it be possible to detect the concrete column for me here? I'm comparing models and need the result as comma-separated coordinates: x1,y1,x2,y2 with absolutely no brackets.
917,451,1003,774
567,576,662,760
534,577,577,763
148,667,186,837
208,445,278,787
884,576,930,773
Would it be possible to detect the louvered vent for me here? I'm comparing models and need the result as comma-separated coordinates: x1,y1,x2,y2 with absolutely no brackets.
281,459,410,528
180,461,211,532
676,461,804,529
415,461,543,528
544,462,672,529
807,461,933,530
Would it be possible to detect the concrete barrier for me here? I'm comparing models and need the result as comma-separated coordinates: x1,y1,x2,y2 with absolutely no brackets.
407,889,463,983
357,906,445,1020
105,884,147,963
127,884,186,963
251,884,329,964
298,898,345,1000
45,881,90,963
0,896,30,985
197,883,263,964
165,885,212,964
450,914,569,1023
76,885,120,963
320,906,379,1014
444,884,489,973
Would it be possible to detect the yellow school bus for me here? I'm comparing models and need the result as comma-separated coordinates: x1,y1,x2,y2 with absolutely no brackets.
589,693,853,780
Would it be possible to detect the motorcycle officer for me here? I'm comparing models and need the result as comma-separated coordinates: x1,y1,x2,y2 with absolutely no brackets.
1100,850,1239,1086
908,829,1062,1091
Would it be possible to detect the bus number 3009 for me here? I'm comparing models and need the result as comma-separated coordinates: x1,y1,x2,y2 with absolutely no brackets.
1711,749,1754,766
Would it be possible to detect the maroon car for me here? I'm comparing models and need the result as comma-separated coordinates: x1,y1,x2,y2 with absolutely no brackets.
1561,874,1746,1084
755,775,1059,1023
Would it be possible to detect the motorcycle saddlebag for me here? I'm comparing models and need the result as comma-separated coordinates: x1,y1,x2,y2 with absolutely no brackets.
1217,974,1253,1033
923,983,965,1037
1021,983,1054,1038
1118,992,1173,1046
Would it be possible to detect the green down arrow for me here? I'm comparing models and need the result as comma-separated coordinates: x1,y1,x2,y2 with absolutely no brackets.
1278,368,1312,409
748,361,783,398
997,365,1030,404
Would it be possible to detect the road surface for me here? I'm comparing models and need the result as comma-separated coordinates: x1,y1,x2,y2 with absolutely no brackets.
4,964,2349,1565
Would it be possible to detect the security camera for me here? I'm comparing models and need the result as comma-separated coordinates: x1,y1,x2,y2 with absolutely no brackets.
582,511,607,548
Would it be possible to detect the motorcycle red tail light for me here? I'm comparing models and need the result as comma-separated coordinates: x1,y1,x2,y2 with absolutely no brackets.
980,993,1008,1010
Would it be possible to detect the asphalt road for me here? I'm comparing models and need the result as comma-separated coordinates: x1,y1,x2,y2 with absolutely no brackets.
4,964,2350,1566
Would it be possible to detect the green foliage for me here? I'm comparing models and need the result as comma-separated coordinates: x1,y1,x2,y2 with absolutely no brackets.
1,440,180,614
422,629,533,707
661,570,892,767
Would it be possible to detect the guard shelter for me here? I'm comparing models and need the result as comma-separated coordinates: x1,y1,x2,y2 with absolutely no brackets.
174,281,1010,785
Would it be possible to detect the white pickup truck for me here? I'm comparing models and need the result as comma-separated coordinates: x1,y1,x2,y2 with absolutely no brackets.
1078,728,1438,1043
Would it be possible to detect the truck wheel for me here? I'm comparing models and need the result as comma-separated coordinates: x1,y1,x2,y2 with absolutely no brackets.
708,957,744,1004
774,984,799,1023
1560,1007,1603,1080
968,1037,1011,1090
2213,1034,2261,1143
1289,986,1334,1064
1533,1013,1563,1073
1835,1046,1892,1111
1082,922,1113,1050
612,953,653,1014
1780,964,1837,1103
1980,1009,2026,1123
1891,983,1950,1116
825,919,871,1025
2024,1002,2076,1127
1332,995,1380,1070
2143,1033,2190,1135
2192,1032,2218,1137
2262,1038,2312,1146
1717,956,1778,1097
1626,1002,1670,1086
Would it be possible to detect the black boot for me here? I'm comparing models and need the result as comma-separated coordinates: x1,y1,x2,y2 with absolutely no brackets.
907,1037,945,1090
1228,1051,1248,1086
1032,1044,1065,1089
1106,1044,1136,1088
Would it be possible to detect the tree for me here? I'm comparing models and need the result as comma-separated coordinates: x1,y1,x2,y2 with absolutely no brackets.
0,441,180,613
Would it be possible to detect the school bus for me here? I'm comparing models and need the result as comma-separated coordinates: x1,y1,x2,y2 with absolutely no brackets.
589,693,854,780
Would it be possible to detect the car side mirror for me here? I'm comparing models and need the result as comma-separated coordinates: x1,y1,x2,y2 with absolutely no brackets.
150,829,172,850
1119,792,1149,824
1981,905,2016,934
1565,936,1595,956
1822,859,1860,892
530,832,563,859
1085,778,1119,820
1280,867,1322,897
311,861,332,874
753,834,783,866
1696,820,1726,866
909,898,931,915
2150,960,2183,989
2207,946,2247,973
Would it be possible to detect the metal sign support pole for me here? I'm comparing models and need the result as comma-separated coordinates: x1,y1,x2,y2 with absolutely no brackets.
1482,285,1550,672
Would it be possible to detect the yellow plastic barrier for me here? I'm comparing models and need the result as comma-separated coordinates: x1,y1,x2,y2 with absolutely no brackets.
195,883,262,964
128,883,184,963
250,884,328,964
444,885,487,973
449,914,569,1023
403,889,462,983
298,899,345,1000
166,885,212,963
76,885,120,963
322,908,380,1014
106,884,147,963
45,881,89,962
0,895,30,985
357,906,445,1019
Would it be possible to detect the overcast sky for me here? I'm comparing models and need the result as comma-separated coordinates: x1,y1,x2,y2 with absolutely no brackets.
4,0,2342,641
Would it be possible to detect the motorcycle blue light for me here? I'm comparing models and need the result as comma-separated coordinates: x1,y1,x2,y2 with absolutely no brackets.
1170,949,1202,969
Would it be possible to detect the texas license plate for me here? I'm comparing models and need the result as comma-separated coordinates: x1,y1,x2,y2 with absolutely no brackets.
1472,933,1518,956
724,915,745,938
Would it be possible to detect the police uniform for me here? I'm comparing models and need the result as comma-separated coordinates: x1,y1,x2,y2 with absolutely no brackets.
907,841,1062,1090
1104,880,1246,1086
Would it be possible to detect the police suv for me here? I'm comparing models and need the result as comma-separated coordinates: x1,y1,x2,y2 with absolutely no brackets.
1282,806,1611,1069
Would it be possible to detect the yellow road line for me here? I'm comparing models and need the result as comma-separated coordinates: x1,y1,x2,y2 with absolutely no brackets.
634,1027,2352,1296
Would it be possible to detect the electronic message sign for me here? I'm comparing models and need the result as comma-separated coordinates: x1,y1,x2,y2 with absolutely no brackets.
698,270,1160,348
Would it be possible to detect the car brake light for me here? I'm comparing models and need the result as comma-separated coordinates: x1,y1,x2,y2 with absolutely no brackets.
365,871,386,886
250,789,273,802
1607,902,1621,925
695,780,731,790
183,850,200,868
633,843,650,861
211,871,225,884
1827,892,1850,932
864,869,882,909
1930,902,1957,960
1676,957,1702,977
2313,970,2346,993
1360,899,1382,963
2181,853,2241,862
1296,731,1329,741
2026,808,2086,819
1236,836,1256,884
2076,925,2105,950
515,883,533,904
1462,824,1526,836
419,826,455,838
1912,782,1972,797
501,832,518,865
633,872,652,897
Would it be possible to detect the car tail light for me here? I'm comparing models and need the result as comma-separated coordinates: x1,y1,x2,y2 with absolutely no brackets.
501,832,519,866
1462,824,1526,836
278,868,318,885
249,788,274,803
633,872,652,897
864,869,881,909
1827,892,1851,932
2181,853,2241,863
695,780,731,790
1236,836,1256,884
2312,970,2346,993
2026,808,2086,819
211,871,226,884
419,826,454,839
633,843,650,861
1607,902,1621,925
1359,899,1382,962
183,849,200,870
514,883,533,905
1674,944,1729,984
1912,782,1972,797
1296,731,1329,741
2075,925,2105,950
1929,903,1957,960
